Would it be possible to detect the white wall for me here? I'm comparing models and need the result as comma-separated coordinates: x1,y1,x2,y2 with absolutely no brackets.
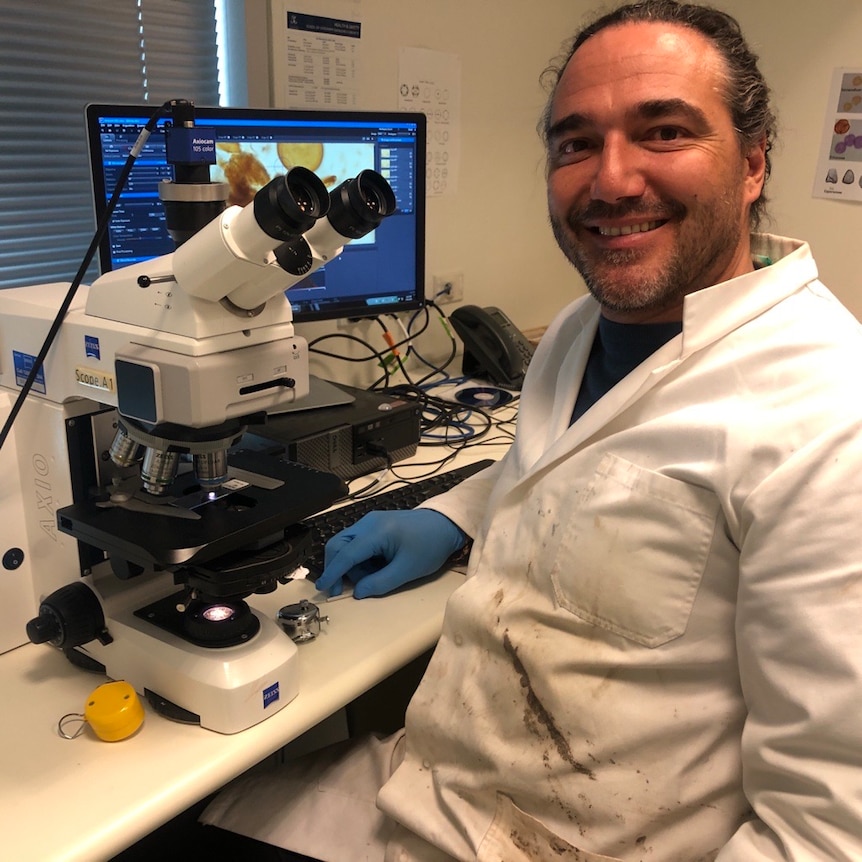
245,0,862,384
721,0,862,320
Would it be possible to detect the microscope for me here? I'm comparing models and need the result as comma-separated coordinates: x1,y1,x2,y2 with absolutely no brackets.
0,101,397,732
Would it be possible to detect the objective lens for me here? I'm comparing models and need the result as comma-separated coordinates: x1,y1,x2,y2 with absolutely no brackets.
140,447,180,496
193,449,229,490
109,425,139,467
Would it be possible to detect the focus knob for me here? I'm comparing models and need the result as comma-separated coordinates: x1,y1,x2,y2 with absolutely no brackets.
25,612,61,645
26,583,113,648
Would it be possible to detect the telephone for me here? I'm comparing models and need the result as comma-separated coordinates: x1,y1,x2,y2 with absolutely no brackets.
449,304,535,390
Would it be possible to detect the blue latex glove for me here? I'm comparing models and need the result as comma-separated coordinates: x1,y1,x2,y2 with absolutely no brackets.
316,509,468,599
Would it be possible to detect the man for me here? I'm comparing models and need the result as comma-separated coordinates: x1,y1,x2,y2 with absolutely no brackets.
204,2,862,859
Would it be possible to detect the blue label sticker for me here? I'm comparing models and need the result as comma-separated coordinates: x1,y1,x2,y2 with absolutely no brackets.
12,350,46,394
287,12,361,39
165,126,217,165
263,682,280,709
85,335,101,360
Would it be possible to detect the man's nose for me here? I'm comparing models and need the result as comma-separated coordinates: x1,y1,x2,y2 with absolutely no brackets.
590,135,646,202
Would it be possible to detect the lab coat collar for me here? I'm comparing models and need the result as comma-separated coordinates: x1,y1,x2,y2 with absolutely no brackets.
516,234,817,476
680,234,817,356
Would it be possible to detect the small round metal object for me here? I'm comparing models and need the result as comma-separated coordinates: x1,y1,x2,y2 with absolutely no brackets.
277,599,329,643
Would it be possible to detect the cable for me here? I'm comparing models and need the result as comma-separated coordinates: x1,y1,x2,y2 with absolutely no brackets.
344,465,395,500
304,301,503,447
374,316,413,385
306,304,435,389
308,330,395,365
376,382,496,448
307,306,516,452
406,300,459,385
390,314,413,356
0,100,173,454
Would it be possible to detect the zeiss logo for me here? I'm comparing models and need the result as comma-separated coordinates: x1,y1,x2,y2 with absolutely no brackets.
85,335,100,359
263,682,280,709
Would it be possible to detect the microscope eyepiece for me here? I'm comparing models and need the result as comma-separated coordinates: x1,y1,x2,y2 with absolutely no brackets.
326,169,397,240
253,166,329,242
287,176,317,215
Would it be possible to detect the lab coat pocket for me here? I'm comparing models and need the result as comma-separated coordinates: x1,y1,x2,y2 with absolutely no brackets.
478,793,623,861
551,452,718,648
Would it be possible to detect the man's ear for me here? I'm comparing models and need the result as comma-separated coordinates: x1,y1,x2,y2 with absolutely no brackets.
743,135,768,204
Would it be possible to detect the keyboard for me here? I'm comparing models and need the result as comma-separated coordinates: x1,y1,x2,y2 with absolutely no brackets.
300,458,495,576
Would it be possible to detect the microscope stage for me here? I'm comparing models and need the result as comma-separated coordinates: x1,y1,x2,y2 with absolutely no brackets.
56,452,347,571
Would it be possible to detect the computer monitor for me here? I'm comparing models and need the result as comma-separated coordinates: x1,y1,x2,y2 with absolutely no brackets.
84,104,426,324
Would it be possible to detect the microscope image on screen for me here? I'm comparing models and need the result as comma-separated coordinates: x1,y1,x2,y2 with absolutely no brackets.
214,139,373,205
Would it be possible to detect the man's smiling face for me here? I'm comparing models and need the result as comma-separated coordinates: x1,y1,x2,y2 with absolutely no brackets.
546,21,766,323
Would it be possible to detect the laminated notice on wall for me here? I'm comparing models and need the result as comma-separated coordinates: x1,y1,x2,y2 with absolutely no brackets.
813,68,862,203
398,47,461,197
270,0,363,109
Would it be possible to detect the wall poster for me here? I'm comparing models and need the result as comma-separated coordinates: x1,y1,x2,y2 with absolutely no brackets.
813,68,862,203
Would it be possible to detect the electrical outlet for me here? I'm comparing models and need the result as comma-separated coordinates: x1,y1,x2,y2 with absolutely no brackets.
432,272,464,305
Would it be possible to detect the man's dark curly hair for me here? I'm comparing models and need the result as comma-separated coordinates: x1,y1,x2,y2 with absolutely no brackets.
540,0,776,229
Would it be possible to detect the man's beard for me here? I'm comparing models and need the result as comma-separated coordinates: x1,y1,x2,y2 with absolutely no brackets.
549,192,744,315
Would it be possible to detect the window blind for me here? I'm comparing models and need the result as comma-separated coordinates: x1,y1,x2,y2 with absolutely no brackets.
0,0,220,289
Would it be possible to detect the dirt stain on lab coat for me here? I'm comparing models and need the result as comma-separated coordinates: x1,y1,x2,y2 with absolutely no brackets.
503,630,595,780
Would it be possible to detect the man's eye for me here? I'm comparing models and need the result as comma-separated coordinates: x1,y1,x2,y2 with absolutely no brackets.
561,139,590,154
649,126,683,142
551,138,592,165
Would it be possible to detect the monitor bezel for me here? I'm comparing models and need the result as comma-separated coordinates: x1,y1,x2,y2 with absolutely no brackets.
84,102,427,324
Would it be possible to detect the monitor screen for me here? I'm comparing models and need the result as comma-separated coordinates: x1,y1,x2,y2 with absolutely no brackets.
84,104,426,323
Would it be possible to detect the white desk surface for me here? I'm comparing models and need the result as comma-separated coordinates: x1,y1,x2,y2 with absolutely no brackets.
0,442,506,862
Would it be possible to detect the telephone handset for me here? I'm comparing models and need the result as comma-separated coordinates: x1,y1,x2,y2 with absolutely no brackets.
449,304,535,390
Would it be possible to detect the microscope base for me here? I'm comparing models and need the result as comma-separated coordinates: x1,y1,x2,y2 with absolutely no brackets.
78,572,299,734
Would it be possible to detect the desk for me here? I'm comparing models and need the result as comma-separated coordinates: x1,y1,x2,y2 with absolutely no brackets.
0,444,506,862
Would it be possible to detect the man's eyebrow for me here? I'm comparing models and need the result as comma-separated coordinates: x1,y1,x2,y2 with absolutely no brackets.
633,98,711,127
546,98,711,141
546,112,590,142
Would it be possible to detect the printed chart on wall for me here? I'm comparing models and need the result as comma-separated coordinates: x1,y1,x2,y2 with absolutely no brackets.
813,68,862,203
270,0,363,109
398,47,461,197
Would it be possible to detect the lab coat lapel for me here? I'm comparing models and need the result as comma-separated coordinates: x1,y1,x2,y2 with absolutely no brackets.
513,298,598,473
514,295,684,479
530,335,683,474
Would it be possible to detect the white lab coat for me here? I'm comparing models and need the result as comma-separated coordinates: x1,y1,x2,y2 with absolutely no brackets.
203,235,862,861
378,235,862,861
